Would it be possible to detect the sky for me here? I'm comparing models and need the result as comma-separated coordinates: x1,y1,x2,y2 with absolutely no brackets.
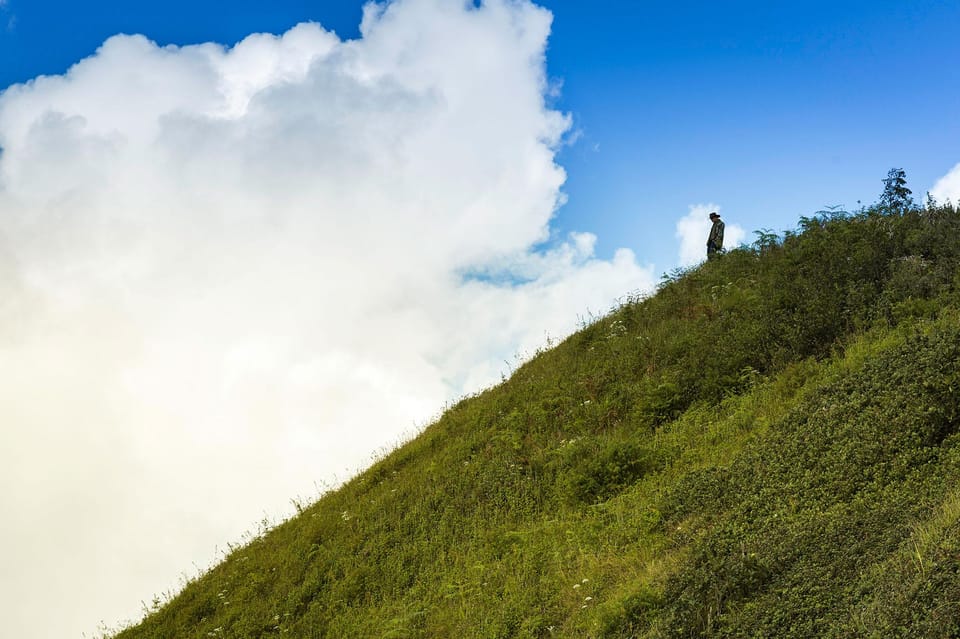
1,1,959,637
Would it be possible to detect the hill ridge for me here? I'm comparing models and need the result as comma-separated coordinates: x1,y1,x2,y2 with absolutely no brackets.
115,200,960,638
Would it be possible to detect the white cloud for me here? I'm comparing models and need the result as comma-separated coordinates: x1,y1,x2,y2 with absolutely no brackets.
675,204,746,267
931,162,960,203
0,1,654,637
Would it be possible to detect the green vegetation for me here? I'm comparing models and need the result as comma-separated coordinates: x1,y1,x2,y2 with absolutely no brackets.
115,180,960,638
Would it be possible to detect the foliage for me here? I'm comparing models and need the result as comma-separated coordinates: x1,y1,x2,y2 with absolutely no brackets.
880,167,914,212
113,196,960,639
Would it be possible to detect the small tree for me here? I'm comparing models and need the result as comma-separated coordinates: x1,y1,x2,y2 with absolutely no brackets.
880,168,914,211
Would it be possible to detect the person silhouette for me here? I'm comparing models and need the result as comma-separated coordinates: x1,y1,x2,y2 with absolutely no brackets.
707,212,725,259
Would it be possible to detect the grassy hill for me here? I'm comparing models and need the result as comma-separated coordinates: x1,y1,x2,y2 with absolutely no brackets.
114,197,960,638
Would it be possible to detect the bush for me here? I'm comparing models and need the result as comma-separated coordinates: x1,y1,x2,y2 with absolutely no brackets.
562,439,663,505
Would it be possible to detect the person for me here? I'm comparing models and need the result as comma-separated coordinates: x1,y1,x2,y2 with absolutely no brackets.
707,211,725,259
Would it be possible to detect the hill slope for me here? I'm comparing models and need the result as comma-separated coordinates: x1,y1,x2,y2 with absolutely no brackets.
115,202,960,638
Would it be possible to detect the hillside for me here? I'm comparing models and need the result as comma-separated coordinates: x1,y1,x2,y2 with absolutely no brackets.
114,198,960,638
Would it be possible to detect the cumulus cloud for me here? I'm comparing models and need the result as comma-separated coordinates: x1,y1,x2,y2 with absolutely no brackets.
0,1,654,636
931,162,960,203
675,203,746,267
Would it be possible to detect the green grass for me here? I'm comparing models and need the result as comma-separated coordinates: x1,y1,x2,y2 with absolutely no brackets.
114,201,960,638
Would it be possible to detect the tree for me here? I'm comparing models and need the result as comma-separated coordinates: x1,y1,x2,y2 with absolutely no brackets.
880,168,914,211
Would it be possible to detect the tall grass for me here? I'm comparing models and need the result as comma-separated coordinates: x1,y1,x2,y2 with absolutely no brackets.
115,202,960,639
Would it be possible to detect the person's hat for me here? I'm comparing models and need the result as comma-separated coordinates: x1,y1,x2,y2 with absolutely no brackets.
709,212,720,219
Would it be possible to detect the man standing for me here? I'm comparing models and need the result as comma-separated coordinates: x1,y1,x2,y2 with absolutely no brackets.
707,211,725,259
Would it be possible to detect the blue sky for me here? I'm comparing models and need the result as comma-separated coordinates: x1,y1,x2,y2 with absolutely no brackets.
3,0,959,271
544,0,960,266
